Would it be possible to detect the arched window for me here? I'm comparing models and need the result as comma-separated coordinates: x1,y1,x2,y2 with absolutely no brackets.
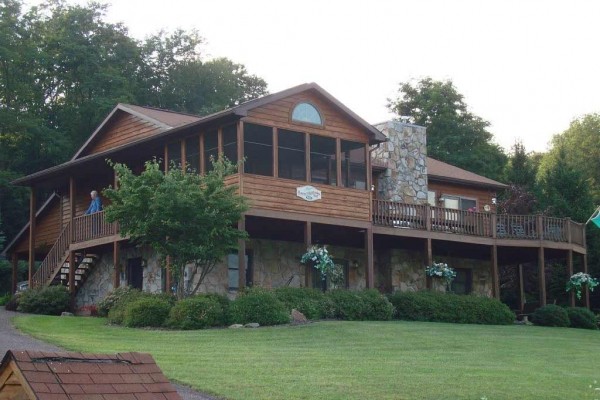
291,102,323,126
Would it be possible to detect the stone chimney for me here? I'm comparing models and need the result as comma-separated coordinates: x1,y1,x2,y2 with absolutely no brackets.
372,121,427,204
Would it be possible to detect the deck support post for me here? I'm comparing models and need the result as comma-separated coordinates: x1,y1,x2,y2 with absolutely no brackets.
238,217,246,290
165,257,171,294
304,222,312,287
425,238,433,289
28,186,36,287
538,247,546,306
518,264,525,312
113,241,120,289
491,245,499,299
68,250,76,295
567,250,575,307
11,254,18,294
365,227,374,289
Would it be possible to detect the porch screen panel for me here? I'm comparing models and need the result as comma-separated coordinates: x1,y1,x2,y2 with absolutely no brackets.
310,135,337,185
341,140,366,189
185,136,200,173
244,123,273,176
167,141,181,169
278,129,305,181
223,124,238,164
204,130,218,172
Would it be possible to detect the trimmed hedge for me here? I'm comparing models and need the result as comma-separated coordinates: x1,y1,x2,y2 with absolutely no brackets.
531,304,570,327
107,289,175,325
327,289,394,321
4,294,20,311
388,290,514,325
17,286,70,315
566,307,598,330
123,297,172,328
166,296,224,330
229,288,290,326
0,293,10,306
274,287,334,320
98,286,138,317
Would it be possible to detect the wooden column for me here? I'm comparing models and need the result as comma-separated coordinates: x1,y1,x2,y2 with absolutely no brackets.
238,217,246,290
165,256,172,294
304,222,312,287
538,247,546,306
68,250,76,295
567,250,575,307
336,138,342,187
425,238,433,289
113,241,120,289
491,245,499,299
272,127,278,178
583,253,590,309
69,177,76,244
518,264,525,312
11,254,18,294
28,187,36,287
365,227,374,289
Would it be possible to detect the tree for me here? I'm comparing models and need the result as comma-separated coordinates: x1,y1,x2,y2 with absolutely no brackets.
387,78,507,181
103,158,248,299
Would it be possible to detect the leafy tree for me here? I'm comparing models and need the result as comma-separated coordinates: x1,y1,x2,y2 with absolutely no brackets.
103,158,248,299
388,78,507,181
504,141,538,188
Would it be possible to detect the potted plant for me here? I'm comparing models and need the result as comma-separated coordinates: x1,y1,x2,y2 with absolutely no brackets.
566,272,599,300
425,262,456,290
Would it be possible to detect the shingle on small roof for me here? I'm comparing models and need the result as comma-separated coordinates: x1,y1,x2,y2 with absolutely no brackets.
427,157,507,189
1,350,182,400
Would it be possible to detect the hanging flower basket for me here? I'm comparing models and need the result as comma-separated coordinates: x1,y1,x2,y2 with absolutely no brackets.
301,245,335,280
566,272,599,300
425,262,456,286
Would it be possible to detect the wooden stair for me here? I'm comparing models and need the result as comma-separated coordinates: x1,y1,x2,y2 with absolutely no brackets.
57,253,99,291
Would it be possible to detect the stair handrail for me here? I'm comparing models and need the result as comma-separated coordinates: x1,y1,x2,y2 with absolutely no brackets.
31,222,71,289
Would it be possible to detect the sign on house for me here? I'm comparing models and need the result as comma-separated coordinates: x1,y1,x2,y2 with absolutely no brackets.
296,185,321,202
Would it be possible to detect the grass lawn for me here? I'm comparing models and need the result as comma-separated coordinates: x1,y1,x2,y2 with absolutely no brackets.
12,316,600,400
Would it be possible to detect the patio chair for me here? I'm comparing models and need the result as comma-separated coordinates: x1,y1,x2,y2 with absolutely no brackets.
511,224,526,237
496,222,507,237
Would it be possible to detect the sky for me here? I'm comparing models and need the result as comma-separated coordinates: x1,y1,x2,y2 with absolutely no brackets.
28,0,600,153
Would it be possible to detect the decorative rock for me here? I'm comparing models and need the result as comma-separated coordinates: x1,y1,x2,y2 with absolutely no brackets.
229,324,244,329
61,312,74,317
244,323,260,328
291,309,308,324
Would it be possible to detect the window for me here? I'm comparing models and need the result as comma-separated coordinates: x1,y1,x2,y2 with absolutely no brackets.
310,135,336,185
185,136,200,173
222,124,238,164
443,195,477,211
228,251,253,290
341,140,366,189
278,129,306,181
244,123,273,176
291,102,322,125
451,268,472,294
204,130,218,172
167,141,181,169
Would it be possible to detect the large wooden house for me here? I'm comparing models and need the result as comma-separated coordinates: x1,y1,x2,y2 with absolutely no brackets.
3,83,589,310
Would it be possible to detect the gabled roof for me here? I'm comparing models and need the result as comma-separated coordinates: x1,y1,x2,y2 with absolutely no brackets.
427,157,507,189
1,193,60,257
0,349,181,400
14,83,386,187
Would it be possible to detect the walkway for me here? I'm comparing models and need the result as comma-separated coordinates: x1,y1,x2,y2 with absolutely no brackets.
0,308,217,400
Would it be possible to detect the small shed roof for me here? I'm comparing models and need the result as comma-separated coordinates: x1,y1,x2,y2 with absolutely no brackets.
427,157,507,189
0,349,182,400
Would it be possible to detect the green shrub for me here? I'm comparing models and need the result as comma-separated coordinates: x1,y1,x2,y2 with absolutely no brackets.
166,296,224,330
105,288,175,325
97,286,138,317
566,307,598,330
531,304,570,327
4,294,20,311
200,293,231,326
326,289,394,321
17,286,70,315
273,287,333,320
229,288,290,326
0,293,10,306
388,291,514,325
123,297,172,328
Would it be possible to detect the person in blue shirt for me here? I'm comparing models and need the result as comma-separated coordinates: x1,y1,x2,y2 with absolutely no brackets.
85,190,103,215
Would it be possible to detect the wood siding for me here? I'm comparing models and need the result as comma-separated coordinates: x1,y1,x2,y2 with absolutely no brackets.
245,91,370,142
428,181,497,212
241,175,370,221
15,201,62,254
85,112,164,156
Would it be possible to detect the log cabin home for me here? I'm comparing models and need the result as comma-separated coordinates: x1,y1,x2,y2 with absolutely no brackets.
2,83,589,312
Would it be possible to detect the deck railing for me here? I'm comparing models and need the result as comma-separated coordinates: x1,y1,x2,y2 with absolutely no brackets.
72,211,117,243
31,222,71,288
373,199,585,246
